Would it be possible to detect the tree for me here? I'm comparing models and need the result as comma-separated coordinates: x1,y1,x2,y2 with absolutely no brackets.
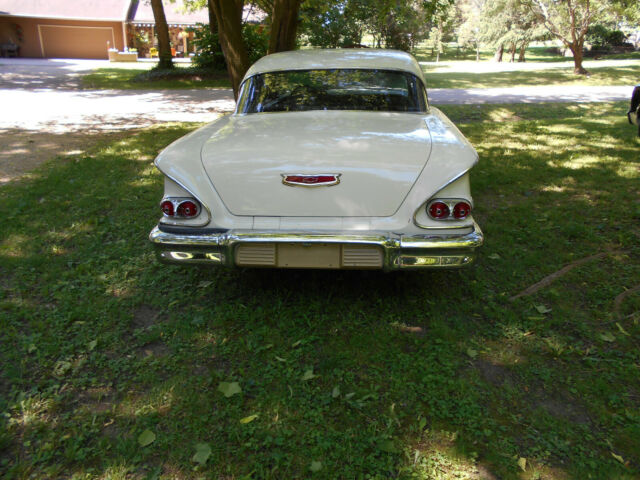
268,0,301,53
479,0,546,63
528,0,595,74
207,0,302,99
526,0,637,73
208,0,250,99
150,0,174,69
457,0,485,61
300,0,369,48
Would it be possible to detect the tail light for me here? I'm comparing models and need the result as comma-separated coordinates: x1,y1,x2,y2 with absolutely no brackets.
160,200,174,216
427,199,472,221
177,200,198,217
160,198,201,218
453,201,471,219
428,201,450,219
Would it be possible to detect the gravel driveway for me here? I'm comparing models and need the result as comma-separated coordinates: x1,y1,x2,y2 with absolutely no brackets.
0,58,633,184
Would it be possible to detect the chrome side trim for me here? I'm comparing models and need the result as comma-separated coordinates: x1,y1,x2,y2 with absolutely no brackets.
149,222,484,271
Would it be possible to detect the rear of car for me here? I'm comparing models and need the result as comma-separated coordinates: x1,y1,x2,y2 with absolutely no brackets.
149,49,483,270
628,84,640,136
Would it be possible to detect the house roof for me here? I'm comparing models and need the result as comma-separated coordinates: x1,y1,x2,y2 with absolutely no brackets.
130,1,209,26
244,49,426,83
0,0,130,21
0,0,263,27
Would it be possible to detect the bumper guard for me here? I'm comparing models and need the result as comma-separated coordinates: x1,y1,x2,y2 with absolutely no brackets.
149,223,484,271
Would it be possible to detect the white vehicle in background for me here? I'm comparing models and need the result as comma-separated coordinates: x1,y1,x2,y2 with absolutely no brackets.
150,49,483,270
628,84,640,136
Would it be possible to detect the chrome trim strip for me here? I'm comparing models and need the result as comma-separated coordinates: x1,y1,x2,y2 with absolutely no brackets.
149,222,484,271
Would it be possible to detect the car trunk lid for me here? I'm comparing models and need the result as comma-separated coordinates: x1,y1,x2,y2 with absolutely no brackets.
201,111,432,217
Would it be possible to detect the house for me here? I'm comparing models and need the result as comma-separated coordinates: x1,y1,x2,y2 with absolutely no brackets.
0,0,210,59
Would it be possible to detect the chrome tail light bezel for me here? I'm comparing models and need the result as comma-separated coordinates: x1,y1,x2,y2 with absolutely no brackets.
426,198,472,221
160,197,202,219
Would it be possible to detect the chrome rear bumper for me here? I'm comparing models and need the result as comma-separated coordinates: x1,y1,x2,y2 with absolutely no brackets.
149,223,484,271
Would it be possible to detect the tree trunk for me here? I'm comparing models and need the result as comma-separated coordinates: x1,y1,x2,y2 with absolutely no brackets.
476,43,479,62
518,42,527,62
268,0,301,54
509,43,516,62
209,0,250,99
150,0,173,69
494,43,504,62
207,0,217,35
570,44,588,74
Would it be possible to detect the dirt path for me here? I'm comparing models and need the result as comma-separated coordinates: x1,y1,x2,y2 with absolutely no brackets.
0,59,234,184
0,129,134,185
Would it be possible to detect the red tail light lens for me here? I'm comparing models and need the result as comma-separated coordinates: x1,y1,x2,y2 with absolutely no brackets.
177,200,199,217
453,202,471,219
160,200,174,216
428,201,450,219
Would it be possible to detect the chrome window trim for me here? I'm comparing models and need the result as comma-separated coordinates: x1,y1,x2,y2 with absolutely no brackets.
235,68,429,115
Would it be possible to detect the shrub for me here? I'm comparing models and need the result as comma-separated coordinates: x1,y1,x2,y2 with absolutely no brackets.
190,23,269,70
587,24,627,49
190,23,226,70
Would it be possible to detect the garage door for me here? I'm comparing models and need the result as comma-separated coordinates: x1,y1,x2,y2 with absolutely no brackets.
39,25,115,59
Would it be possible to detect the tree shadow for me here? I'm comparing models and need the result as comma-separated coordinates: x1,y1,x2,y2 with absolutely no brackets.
0,110,638,478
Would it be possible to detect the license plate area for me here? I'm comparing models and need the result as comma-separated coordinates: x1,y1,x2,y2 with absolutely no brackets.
235,243,383,269
278,243,340,269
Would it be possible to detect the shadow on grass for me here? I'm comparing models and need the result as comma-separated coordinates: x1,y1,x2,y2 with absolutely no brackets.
81,68,232,90
0,107,639,478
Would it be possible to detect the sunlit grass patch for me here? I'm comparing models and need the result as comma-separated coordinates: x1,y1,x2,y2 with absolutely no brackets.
82,67,231,90
425,63,640,89
0,103,638,478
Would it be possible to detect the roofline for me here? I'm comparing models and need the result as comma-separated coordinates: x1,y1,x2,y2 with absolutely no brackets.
128,20,201,26
242,49,426,84
0,13,125,22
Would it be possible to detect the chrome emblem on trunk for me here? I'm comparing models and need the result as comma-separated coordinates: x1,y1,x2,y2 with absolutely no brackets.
282,174,341,187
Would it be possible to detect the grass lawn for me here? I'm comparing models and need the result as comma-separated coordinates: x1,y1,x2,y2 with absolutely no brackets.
82,65,231,90
424,63,640,89
82,62,640,91
1,103,639,479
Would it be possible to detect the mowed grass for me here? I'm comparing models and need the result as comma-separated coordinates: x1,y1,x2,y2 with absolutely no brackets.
1,103,639,479
424,63,640,89
83,49,640,91
82,66,231,90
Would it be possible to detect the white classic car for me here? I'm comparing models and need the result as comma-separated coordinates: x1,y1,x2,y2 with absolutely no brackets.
149,49,483,270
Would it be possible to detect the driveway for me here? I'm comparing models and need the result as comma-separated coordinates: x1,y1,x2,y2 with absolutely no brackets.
0,58,634,184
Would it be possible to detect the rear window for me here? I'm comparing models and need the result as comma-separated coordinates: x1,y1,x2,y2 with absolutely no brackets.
236,69,428,114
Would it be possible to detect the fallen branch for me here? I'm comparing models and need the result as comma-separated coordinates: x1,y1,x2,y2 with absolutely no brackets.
613,284,640,316
509,251,627,301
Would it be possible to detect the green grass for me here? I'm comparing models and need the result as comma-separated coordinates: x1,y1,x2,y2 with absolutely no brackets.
1,103,639,479
424,64,640,89
82,66,231,90
83,49,640,91
415,44,640,63
414,45,496,62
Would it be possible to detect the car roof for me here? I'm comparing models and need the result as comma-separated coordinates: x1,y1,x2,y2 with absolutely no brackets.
243,49,426,84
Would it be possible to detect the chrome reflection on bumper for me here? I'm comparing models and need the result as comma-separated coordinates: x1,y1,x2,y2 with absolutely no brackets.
149,223,484,271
